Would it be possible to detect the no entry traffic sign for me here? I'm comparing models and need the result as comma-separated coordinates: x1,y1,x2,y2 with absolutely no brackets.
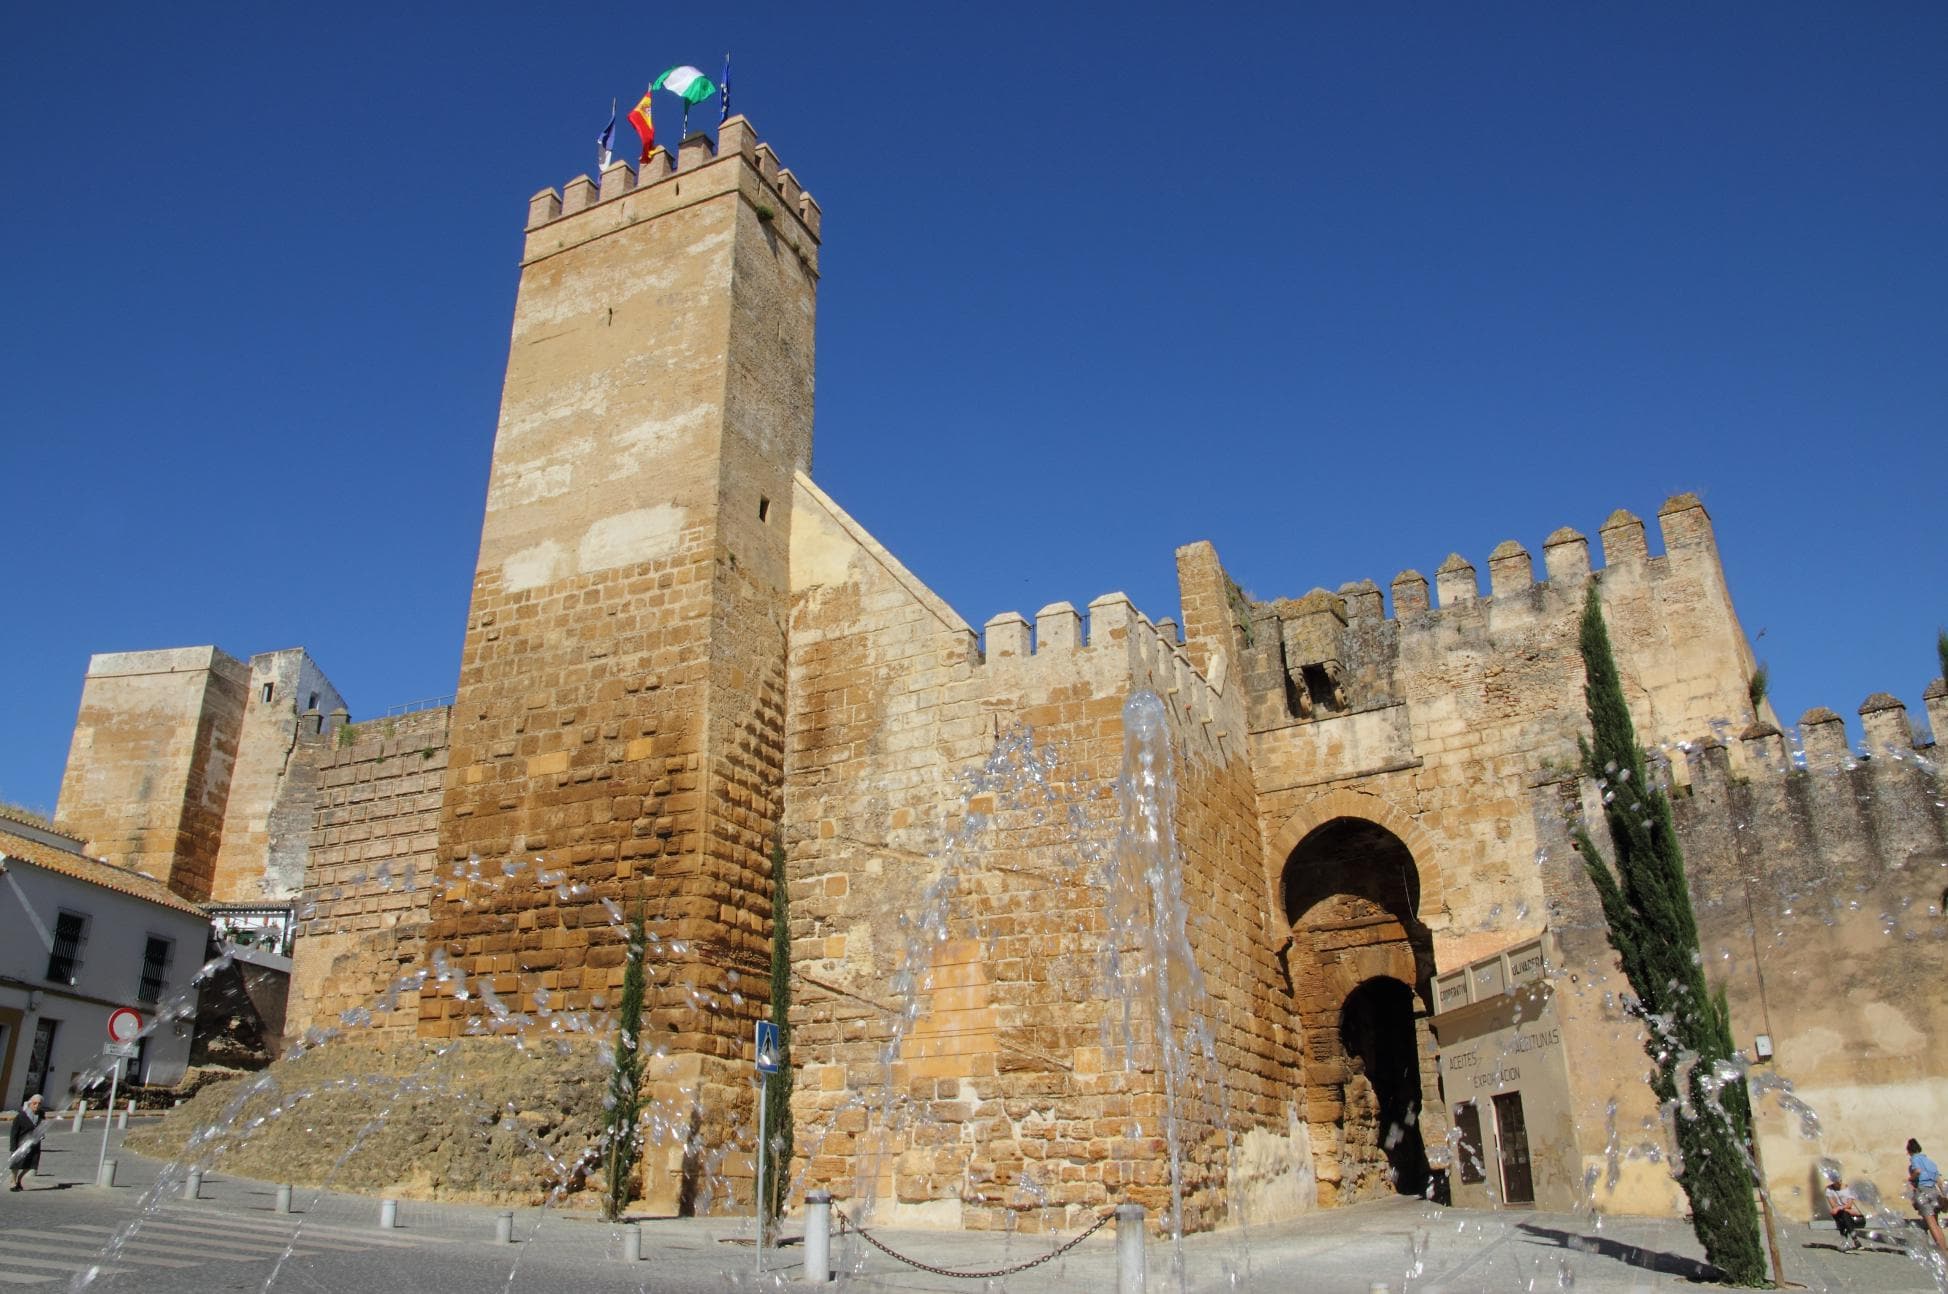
106,1007,143,1044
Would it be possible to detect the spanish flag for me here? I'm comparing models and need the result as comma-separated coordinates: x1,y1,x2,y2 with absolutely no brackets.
627,92,655,162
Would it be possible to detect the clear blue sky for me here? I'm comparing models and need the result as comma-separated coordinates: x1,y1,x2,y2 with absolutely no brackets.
2,4,1942,816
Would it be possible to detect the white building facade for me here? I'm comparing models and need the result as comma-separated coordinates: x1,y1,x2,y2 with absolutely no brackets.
0,813,210,1109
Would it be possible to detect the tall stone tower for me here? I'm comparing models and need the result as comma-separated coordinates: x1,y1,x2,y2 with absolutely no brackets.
426,120,819,1205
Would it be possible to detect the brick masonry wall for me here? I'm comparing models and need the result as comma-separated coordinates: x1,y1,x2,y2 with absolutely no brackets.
287,707,449,1039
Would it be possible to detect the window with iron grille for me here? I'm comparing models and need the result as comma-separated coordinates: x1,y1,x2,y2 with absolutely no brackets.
138,936,172,1004
46,911,88,983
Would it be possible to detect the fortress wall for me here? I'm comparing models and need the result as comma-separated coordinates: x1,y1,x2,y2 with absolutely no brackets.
56,646,249,900
287,706,450,1040
1678,699,1948,1217
786,478,1300,1232
1526,684,1948,1219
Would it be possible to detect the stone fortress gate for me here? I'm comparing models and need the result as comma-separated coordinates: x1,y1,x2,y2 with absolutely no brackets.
51,115,1948,1229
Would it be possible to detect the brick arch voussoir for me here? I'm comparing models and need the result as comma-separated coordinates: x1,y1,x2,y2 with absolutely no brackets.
1267,788,1446,930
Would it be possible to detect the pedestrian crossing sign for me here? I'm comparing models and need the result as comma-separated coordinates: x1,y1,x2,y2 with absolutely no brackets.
755,1020,781,1074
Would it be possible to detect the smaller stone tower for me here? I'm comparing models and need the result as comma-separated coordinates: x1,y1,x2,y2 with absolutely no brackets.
56,646,248,899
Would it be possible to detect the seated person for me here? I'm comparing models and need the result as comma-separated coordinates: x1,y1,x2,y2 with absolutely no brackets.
1826,1171,1868,1251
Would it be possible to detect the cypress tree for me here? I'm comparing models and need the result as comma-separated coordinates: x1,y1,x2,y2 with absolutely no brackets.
1573,587,1768,1286
762,840,794,1231
602,908,647,1222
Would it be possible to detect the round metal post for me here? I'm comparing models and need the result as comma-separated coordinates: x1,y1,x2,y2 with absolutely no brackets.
116,1103,129,1130
71,1101,86,1133
495,1212,514,1244
620,1222,642,1262
803,1190,831,1284
379,1198,399,1229
275,1184,293,1213
1116,1202,1146,1294
184,1167,203,1200
96,1158,118,1189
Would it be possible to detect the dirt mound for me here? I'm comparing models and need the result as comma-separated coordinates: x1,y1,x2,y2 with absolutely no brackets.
124,1035,611,1204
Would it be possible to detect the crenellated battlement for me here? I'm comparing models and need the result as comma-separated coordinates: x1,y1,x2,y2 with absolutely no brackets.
1727,684,1947,774
521,116,821,264
1349,494,1713,624
978,594,1236,749
1174,492,1789,830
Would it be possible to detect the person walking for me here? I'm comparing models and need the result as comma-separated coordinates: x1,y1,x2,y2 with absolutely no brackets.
1909,1138,1947,1253
1825,1169,1869,1250
8,1094,46,1190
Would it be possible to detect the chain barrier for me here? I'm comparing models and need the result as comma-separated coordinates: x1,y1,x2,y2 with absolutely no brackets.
832,1205,1115,1280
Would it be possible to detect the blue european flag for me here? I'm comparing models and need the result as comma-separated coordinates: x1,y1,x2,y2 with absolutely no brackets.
597,100,616,171
719,53,732,123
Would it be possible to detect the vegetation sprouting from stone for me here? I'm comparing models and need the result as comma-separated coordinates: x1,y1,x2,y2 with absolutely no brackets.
762,839,794,1232
1745,663,1768,717
1572,586,1768,1286
1225,577,1256,646
1936,626,1946,682
602,907,647,1222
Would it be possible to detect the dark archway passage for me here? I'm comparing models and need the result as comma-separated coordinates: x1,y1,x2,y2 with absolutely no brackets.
1282,816,1440,1203
1340,977,1429,1196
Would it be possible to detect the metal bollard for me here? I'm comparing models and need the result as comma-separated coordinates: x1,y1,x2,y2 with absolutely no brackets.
495,1212,514,1244
116,1103,129,1130
71,1101,87,1133
184,1168,203,1200
96,1158,118,1189
275,1184,293,1214
620,1222,642,1262
803,1190,832,1284
379,1199,399,1230
1116,1202,1146,1294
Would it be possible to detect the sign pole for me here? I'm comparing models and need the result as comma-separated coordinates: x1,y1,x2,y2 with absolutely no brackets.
97,1007,143,1185
96,1060,120,1184
752,1018,781,1267
755,1077,769,1268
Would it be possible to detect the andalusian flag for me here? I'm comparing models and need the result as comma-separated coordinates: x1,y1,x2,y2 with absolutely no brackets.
652,65,718,106
626,92,655,162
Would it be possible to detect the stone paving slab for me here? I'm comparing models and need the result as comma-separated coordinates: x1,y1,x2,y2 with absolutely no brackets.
8,1124,1946,1291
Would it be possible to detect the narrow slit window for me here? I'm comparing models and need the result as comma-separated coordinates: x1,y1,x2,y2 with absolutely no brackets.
757,497,771,523
262,683,274,703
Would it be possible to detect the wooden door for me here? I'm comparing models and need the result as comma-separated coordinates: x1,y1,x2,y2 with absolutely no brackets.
1492,1091,1535,1205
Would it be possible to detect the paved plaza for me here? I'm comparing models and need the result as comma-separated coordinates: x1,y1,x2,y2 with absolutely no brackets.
3,1121,1943,1292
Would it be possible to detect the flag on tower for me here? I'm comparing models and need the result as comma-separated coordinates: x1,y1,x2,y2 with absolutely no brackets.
719,53,731,123
652,65,718,106
626,91,655,162
597,99,616,171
